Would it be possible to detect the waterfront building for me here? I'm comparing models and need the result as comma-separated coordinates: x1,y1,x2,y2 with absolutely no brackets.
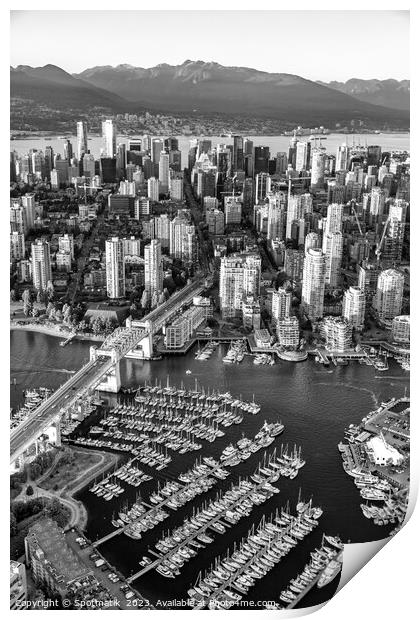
301,248,326,321
342,286,366,331
374,269,404,322
76,121,88,160
391,315,410,344
10,561,27,610
31,240,52,292
324,231,343,288
105,237,125,299
165,304,207,349
144,239,163,296
25,518,89,599
102,119,116,158
320,316,353,352
272,288,292,322
276,316,300,348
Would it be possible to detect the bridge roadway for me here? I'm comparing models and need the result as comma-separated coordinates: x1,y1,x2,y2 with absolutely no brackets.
142,278,206,334
10,355,114,463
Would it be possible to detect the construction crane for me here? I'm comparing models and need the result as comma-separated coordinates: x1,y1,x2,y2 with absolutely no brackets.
350,202,365,238
375,215,392,263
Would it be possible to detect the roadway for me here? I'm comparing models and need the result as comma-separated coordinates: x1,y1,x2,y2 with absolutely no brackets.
10,355,114,463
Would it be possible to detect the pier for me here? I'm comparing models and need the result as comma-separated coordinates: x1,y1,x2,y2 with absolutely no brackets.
59,332,76,347
282,547,343,609
126,478,278,584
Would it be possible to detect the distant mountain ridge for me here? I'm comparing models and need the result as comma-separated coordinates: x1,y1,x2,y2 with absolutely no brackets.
10,61,409,128
318,78,410,111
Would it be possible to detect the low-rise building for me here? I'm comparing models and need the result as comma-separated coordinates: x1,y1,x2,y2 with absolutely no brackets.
10,561,27,610
25,518,90,599
276,316,300,348
391,315,410,344
320,316,353,352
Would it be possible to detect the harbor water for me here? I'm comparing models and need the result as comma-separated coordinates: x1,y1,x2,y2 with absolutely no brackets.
10,330,409,608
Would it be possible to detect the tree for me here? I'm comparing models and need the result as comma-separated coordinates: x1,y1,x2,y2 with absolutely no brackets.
31,307,39,318
22,289,33,317
26,485,34,496
46,280,55,301
63,304,72,325
10,289,16,302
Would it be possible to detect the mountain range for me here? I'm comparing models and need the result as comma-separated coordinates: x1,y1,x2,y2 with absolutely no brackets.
10,60,409,128
318,78,409,111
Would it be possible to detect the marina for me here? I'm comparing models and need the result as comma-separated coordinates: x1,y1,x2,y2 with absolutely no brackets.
10,331,410,609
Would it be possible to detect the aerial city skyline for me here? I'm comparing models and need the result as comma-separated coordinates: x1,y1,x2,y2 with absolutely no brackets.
10,8,410,615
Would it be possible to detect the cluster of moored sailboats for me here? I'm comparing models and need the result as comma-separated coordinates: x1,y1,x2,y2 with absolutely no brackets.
187,500,323,609
278,535,343,606
251,444,306,482
153,469,280,579
89,460,153,501
73,381,262,459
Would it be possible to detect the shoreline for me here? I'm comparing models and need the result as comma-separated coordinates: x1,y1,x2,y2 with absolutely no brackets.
10,322,105,343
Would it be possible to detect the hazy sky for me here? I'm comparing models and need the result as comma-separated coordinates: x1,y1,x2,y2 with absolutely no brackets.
10,10,409,81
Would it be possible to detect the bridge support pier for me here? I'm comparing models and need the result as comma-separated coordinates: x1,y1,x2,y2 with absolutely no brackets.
90,346,121,393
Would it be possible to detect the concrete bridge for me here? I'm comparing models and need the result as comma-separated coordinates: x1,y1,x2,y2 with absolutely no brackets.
10,279,206,467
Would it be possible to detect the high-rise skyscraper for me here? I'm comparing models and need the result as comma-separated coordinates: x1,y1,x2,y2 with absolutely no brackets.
342,286,366,330
271,288,291,322
219,254,261,318
232,136,244,171
144,239,163,296
324,231,343,288
159,151,170,193
336,143,349,171
151,138,164,164
10,232,25,261
301,248,326,320
31,240,52,292
374,269,404,322
105,237,125,299
76,121,88,160
102,120,117,158
286,193,312,239
310,148,326,187
295,141,311,172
